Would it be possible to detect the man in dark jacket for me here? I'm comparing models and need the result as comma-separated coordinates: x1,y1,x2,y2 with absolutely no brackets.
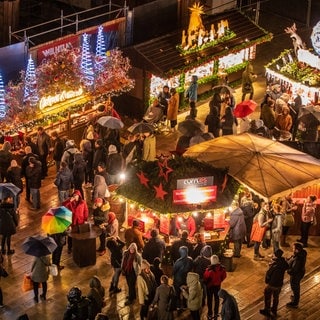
21,146,39,203
286,242,307,308
25,157,42,210
170,230,194,263
142,229,165,264
218,289,240,320
172,246,193,310
36,126,51,178
260,249,289,317
50,131,65,173
93,139,106,173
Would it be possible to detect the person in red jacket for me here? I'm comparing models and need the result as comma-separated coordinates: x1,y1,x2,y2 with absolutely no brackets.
63,190,89,253
203,255,227,320
176,213,196,237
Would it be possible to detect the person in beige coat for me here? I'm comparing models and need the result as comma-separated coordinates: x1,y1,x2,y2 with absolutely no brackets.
137,260,157,320
142,132,156,162
167,88,180,132
181,272,203,320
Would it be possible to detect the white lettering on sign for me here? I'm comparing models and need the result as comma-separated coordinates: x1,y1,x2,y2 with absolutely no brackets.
39,88,83,109
41,42,73,58
297,49,320,70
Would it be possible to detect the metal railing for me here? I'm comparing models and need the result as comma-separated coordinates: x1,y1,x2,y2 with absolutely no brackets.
9,1,128,47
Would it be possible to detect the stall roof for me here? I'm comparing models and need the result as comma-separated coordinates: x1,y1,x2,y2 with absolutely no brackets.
124,10,272,78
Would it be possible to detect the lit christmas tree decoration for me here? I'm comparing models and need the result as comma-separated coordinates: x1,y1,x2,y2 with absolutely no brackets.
81,33,95,87
96,25,107,61
0,72,7,118
24,55,39,106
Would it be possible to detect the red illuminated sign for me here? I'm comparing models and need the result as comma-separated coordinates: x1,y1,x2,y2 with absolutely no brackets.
173,186,217,205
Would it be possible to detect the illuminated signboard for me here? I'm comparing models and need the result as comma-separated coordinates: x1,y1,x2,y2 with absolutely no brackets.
176,176,214,189
173,186,217,205
39,88,83,109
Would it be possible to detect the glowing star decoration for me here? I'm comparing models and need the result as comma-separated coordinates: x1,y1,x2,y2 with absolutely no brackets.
136,171,150,188
80,33,95,87
154,183,168,200
0,72,6,118
24,55,39,106
158,159,173,182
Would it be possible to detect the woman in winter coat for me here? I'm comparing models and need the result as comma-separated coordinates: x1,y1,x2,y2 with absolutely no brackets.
31,255,50,303
203,255,227,320
6,159,23,209
271,202,283,253
72,153,86,199
121,242,142,305
106,237,125,294
152,275,175,320
87,276,105,320
105,211,119,238
221,107,236,136
205,105,220,138
0,197,19,254
181,272,203,320
298,195,317,247
142,132,156,162
54,161,73,205
93,174,109,201
167,88,180,131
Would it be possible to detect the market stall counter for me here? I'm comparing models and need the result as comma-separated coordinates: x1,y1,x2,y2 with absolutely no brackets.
68,224,102,267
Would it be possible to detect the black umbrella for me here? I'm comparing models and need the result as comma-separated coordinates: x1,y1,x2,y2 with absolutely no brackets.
22,235,57,257
298,105,320,122
178,119,205,137
97,116,124,129
0,183,21,199
127,122,155,134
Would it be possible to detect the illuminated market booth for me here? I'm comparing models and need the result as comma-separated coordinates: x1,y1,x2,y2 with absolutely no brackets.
265,21,320,107
0,18,134,146
123,5,272,111
116,156,240,265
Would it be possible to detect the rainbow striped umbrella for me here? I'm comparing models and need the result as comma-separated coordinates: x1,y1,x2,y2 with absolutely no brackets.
41,206,72,234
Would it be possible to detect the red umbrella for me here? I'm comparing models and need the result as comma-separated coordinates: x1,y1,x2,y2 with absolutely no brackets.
234,100,257,118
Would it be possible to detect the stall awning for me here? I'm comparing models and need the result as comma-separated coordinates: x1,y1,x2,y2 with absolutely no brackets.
124,10,272,78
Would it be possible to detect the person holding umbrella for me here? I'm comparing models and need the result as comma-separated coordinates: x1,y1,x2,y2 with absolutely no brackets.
22,235,57,302
31,254,51,303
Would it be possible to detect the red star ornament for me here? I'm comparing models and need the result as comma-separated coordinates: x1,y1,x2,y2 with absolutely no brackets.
136,171,150,188
154,183,168,200
158,159,173,182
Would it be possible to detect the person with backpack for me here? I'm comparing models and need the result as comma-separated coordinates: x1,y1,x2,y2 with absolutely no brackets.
61,140,79,170
203,255,227,320
54,161,73,205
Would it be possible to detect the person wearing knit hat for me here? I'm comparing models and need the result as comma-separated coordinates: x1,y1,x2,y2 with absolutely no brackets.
105,212,119,238
203,255,227,320
259,248,288,317
137,259,157,319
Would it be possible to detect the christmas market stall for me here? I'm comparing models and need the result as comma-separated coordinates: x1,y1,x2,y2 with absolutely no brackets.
122,4,272,114
116,156,240,264
0,22,134,147
265,21,320,111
